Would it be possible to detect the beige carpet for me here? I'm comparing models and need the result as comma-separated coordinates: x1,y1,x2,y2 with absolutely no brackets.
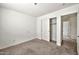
0,39,77,55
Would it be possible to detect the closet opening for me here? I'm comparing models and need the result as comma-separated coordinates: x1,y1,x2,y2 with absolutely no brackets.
49,17,57,44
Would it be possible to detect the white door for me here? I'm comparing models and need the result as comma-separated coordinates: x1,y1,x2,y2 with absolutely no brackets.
51,18,57,41
41,18,50,41
52,24,57,41
63,21,70,39
77,10,79,54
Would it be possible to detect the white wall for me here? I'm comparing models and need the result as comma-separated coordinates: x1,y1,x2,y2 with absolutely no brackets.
37,4,79,46
0,7,36,49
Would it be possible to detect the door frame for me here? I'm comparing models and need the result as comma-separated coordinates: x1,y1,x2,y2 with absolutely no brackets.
77,8,79,54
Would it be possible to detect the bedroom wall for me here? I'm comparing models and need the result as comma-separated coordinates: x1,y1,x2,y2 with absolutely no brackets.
70,15,77,39
37,4,79,46
0,7,36,49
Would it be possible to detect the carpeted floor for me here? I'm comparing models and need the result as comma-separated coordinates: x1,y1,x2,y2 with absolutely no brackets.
0,39,77,55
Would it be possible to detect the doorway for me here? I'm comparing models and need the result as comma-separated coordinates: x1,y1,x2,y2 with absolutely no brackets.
50,17,57,44
61,13,77,54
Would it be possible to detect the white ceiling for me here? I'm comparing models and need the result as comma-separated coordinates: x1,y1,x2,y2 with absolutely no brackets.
0,3,77,17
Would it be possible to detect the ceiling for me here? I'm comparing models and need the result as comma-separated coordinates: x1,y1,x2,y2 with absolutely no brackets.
0,3,77,17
